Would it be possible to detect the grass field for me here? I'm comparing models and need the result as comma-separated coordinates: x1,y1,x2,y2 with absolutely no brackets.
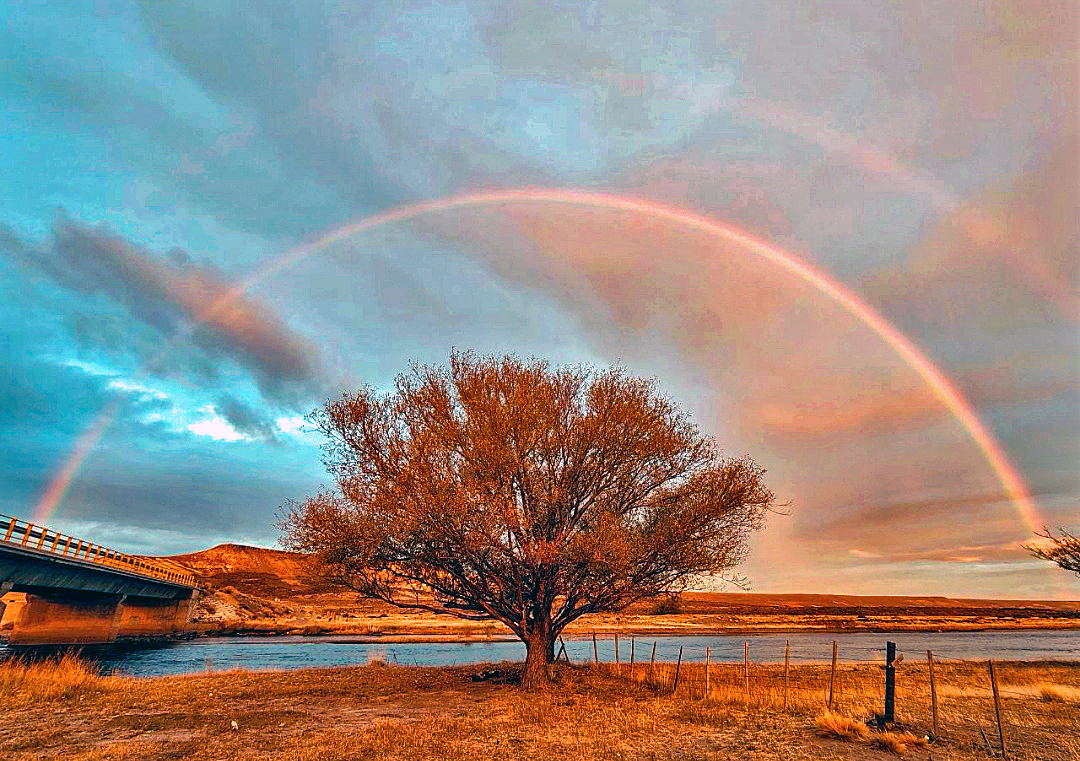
2,654,1077,760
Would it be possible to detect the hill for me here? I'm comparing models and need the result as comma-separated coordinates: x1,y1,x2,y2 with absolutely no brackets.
161,543,341,599
153,544,1080,638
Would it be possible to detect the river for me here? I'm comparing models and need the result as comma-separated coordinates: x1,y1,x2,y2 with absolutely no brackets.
4,629,1076,677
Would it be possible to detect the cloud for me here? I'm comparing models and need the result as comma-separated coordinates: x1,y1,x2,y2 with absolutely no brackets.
186,414,248,443
1,0,1076,596
216,394,279,442
275,416,307,436
3,216,321,405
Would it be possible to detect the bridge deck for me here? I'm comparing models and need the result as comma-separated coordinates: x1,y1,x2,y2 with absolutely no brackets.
0,514,196,589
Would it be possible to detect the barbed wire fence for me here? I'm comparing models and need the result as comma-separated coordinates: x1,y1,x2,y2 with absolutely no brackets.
569,634,1079,760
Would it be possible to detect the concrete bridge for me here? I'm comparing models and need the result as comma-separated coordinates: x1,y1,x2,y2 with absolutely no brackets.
0,514,199,645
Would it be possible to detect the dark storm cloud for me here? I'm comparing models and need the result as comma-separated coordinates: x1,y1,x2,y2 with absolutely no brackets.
216,393,279,442
2,218,321,406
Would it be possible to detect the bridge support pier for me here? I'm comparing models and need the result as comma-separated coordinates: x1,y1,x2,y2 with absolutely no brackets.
116,592,197,638
5,591,127,645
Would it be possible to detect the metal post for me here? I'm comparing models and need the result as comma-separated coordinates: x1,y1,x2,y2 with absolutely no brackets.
592,632,598,666
927,650,939,740
673,646,683,694
630,637,635,679
989,660,1008,760
650,641,657,681
615,633,620,670
884,641,896,724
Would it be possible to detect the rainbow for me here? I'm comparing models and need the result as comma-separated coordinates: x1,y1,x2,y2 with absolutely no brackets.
32,398,122,524
33,189,1043,535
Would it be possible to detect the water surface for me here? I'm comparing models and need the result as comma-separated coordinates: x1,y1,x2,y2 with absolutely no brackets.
5,629,1074,677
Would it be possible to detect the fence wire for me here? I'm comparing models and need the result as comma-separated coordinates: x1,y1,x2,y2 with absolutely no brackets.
574,634,1079,760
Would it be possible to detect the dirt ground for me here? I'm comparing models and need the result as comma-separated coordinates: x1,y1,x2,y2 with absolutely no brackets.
3,660,1077,761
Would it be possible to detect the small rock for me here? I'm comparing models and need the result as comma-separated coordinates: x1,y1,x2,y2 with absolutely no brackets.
230,720,239,731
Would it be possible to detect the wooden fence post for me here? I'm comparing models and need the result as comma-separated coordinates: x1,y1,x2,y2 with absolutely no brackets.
927,650,939,740
828,640,838,709
744,641,750,695
630,637,635,680
883,641,896,724
592,632,598,666
705,647,711,700
650,641,657,682
989,660,1008,760
615,633,620,670
673,646,683,694
783,640,790,710
557,637,568,664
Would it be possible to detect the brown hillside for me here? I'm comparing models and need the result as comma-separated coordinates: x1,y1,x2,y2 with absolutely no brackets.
161,544,344,598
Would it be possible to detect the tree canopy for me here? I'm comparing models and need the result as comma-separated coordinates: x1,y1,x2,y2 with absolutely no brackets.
282,353,776,686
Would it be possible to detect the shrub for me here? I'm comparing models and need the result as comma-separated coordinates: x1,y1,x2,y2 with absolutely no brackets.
1038,683,1080,703
814,711,869,742
869,730,927,756
651,596,683,615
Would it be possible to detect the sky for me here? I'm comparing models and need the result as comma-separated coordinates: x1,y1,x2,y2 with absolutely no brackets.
1,0,1076,599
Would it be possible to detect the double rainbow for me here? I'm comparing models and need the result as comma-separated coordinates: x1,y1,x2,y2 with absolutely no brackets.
33,189,1041,535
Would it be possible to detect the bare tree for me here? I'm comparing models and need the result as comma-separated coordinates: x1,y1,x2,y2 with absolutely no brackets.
282,353,775,687
1026,528,1080,575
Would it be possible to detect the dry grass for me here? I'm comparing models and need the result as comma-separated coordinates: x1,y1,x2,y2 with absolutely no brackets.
1,656,1077,761
0,652,112,706
814,712,869,741
814,712,928,757
871,730,929,756
1036,682,1080,703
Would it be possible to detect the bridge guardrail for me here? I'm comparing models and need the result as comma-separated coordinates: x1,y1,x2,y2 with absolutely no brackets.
0,514,196,587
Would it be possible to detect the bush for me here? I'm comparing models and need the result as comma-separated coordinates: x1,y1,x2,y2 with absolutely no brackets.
815,712,869,742
651,596,683,615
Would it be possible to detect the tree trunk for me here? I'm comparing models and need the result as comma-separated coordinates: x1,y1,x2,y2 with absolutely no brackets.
521,620,555,689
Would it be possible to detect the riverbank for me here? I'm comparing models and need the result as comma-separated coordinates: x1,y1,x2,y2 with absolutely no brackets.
2,656,1077,760
184,611,1080,640
176,589,1080,640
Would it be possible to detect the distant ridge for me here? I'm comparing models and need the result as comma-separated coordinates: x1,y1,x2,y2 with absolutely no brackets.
156,544,1079,612
675,591,1080,613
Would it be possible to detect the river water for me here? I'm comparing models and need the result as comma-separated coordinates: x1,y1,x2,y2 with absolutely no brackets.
5,629,1076,677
